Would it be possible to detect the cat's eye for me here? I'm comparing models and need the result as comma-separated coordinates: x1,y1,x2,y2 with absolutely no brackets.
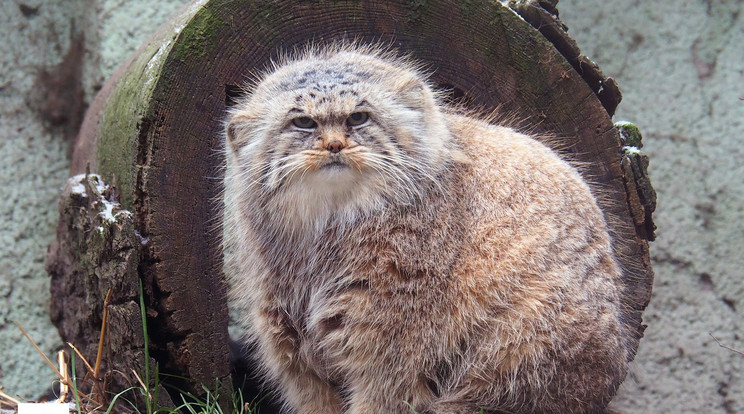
292,116,317,129
346,112,369,127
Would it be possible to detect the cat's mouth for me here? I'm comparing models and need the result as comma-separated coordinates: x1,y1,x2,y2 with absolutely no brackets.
320,160,349,171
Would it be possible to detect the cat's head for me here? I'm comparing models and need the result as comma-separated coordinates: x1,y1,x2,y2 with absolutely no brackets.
225,45,456,227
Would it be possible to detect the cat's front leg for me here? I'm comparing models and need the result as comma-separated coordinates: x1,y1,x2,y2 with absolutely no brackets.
254,304,344,414
343,378,437,414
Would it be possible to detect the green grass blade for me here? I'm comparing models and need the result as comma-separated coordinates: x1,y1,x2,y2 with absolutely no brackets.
69,352,82,414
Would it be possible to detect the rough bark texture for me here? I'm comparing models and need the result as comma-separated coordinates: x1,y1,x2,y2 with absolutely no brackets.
45,173,165,410
509,0,623,116
50,0,655,411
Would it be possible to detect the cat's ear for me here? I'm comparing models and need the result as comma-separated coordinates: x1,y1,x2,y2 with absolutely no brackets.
394,74,436,111
226,114,257,153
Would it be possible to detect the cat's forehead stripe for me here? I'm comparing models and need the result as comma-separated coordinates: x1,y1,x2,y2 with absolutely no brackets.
278,70,365,92
288,88,362,113
268,54,387,92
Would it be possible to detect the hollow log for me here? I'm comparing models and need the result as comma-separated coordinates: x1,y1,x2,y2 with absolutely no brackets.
48,0,655,411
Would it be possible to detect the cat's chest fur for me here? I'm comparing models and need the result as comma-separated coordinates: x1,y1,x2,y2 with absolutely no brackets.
256,170,470,352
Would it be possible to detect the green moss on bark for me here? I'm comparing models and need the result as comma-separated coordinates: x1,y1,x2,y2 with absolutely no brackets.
616,121,644,148
95,3,205,208
97,40,165,209
170,4,229,62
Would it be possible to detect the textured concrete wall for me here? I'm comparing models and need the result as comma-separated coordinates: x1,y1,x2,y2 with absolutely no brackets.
1,0,742,412
0,0,187,400
1,0,90,399
560,1,744,412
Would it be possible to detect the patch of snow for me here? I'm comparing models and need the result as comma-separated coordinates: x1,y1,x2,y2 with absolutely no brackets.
98,198,117,221
17,402,75,413
623,145,641,155
68,173,89,196
65,174,131,222
134,229,150,245
97,197,132,223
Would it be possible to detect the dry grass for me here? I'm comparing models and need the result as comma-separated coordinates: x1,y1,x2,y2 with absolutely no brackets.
0,286,256,414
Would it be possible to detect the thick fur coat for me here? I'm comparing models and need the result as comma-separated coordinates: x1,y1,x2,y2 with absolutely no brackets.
223,45,629,414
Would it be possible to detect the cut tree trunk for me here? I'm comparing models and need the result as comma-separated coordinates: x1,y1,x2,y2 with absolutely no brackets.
48,0,655,412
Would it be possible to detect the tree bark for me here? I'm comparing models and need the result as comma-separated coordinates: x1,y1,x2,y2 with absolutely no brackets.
50,0,655,411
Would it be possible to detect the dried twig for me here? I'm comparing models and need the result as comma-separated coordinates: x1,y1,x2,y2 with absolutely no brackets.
0,386,22,408
13,321,64,380
9,305,116,412
67,343,96,377
56,350,70,404
94,289,113,381
131,369,153,404
65,343,102,408
710,332,744,357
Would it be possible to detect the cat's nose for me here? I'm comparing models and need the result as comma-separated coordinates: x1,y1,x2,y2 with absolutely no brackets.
327,140,345,153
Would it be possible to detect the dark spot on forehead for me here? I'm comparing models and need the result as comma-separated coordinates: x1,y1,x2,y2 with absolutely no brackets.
324,69,351,80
